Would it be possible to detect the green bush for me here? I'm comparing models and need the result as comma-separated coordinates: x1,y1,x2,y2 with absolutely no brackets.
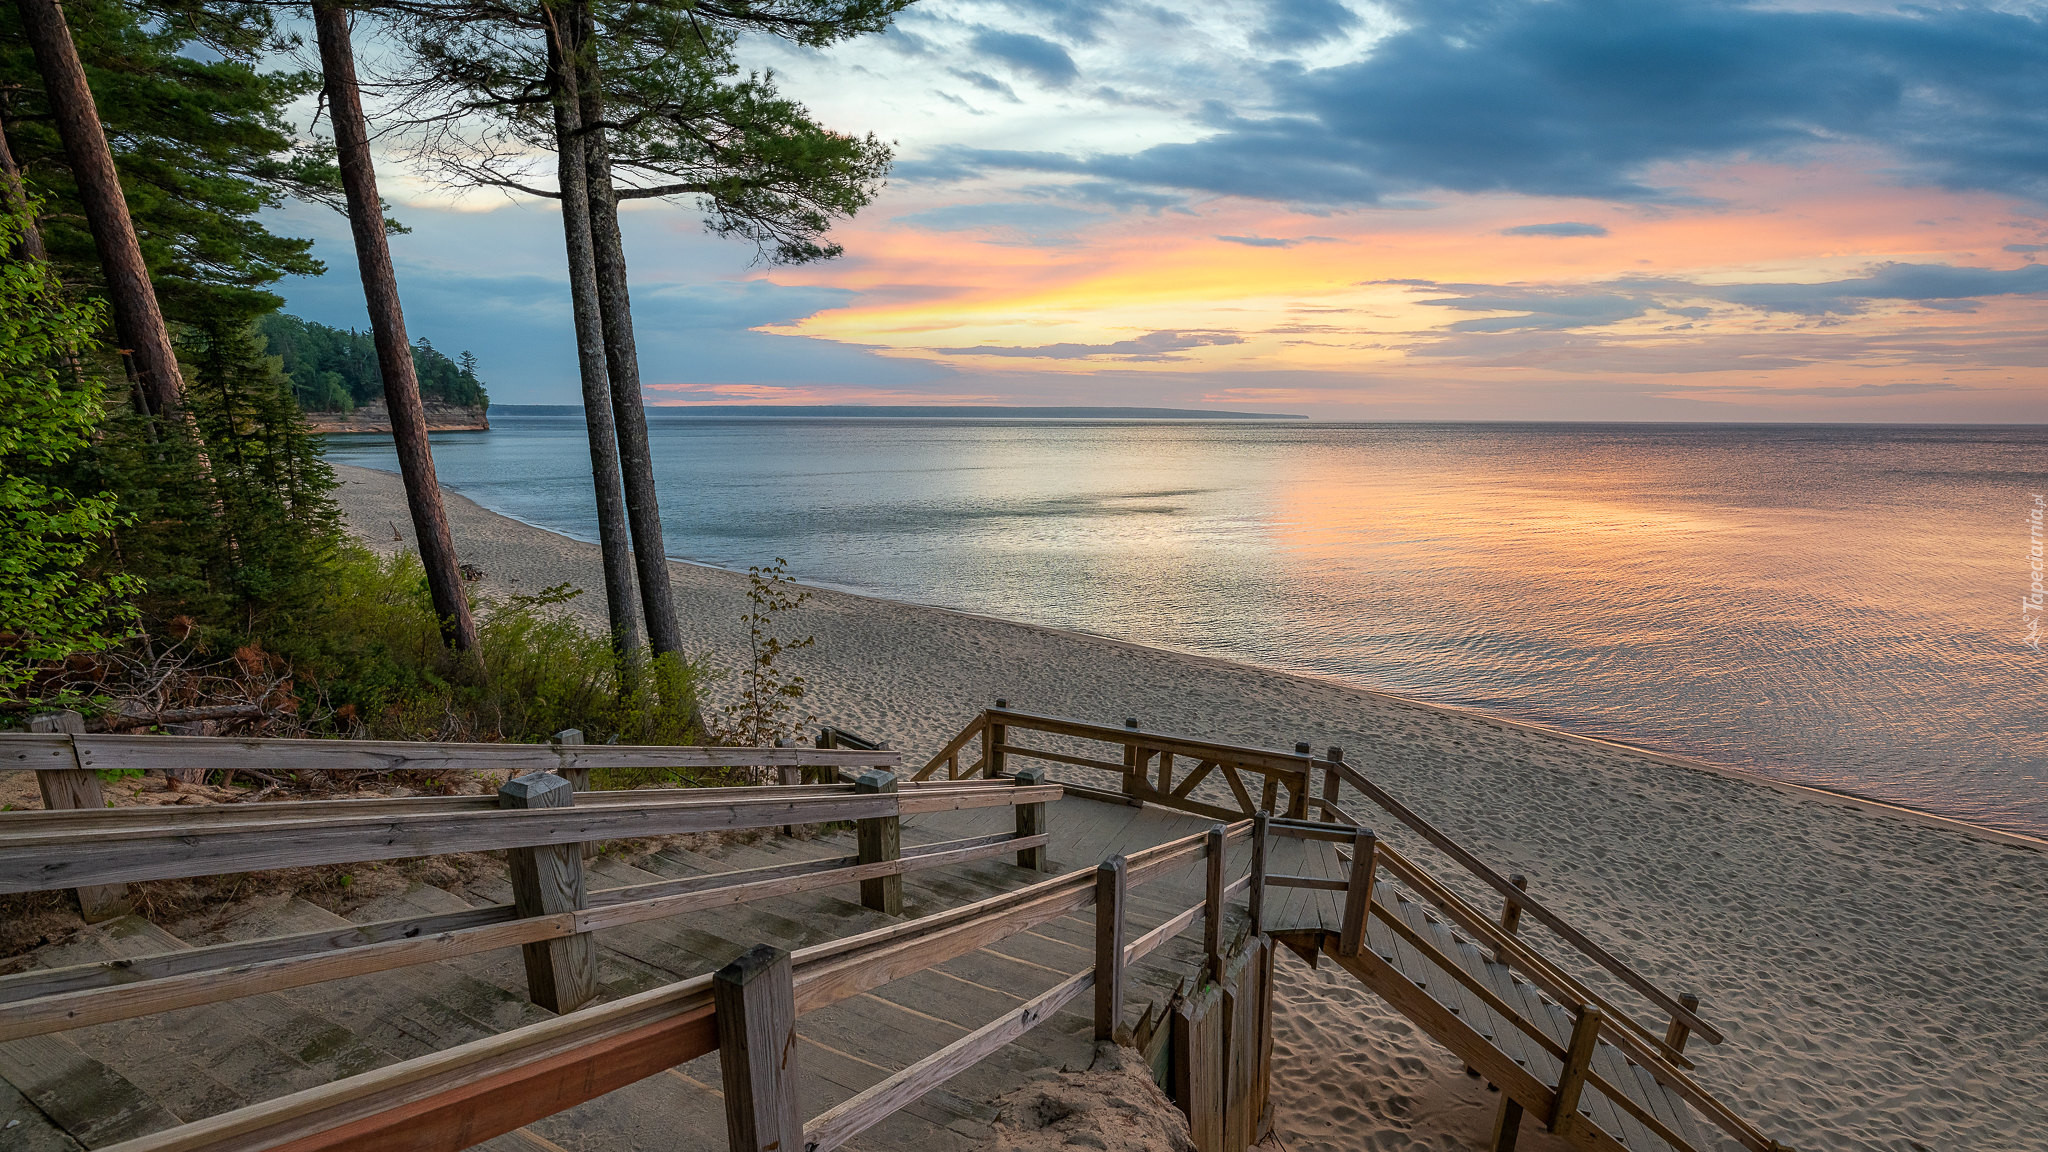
0,204,140,692
285,545,707,755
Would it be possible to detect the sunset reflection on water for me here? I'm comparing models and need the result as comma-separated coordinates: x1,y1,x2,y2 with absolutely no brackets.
329,419,2048,836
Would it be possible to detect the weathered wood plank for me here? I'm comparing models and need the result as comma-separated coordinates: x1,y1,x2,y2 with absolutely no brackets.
1264,874,1347,892
855,770,904,915
0,785,1059,894
0,833,1049,1040
715,946,801,1152
498,772,596,1014
1014,767,1050,872
1310,931,1557,1116
801,969,1092,1152
1172,984,1223,1152
28,711,129,922
1221,940,1261,1152
0,733,899,774
988,710,1315,777
1337,829,1376,958
1329,759,1720,1046
1094,857,1127,1041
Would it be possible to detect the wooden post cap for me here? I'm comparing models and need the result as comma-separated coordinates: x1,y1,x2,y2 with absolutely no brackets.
499,770,573,808
1013,764,1046,786
715,942,790,991
1294,742,1310,755
1510,873,1529,891
994,698,1008,708
1326,746,1342,761
28,710,85,734
1124,718,1138,728
854,768,898,793
552,728,583,744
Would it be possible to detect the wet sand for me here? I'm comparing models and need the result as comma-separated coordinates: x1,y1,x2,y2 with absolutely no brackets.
338,463,2046,1152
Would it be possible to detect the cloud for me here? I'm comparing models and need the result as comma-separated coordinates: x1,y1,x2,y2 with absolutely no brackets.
995,0,1119,44
1501,221,1609,238
1385,263,2048,336
1685,262,2048,316
950,0,2048,206
1217,234,1338,248
932,330,1244,360
1394,282,1655,331
1255,0,1361,50
892,201,1104,246
971,29,1080,87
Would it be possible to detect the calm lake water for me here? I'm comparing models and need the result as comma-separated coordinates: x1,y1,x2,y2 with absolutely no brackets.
327,418,2048,838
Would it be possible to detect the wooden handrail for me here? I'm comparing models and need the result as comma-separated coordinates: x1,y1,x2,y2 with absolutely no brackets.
87,822,1238,1152
913,713,989,781
987,708,1315,776
1369,843,1688,1067
0,732,899,775
0,832,1047,1042
805,834,1241,1152
1325,757,1722,1046
0,780,1058,894
1366,892,1567,1060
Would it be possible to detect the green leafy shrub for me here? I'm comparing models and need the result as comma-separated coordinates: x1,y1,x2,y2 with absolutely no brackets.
0,204,140,692
285,545,706,750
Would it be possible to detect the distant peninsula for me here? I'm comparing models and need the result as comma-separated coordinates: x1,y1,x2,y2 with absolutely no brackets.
492,404,1308,420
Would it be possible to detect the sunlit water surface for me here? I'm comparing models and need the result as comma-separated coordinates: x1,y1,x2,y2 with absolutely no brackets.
328,419,2048,837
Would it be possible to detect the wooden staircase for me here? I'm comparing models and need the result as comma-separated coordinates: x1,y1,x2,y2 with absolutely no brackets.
0,709,1798,1152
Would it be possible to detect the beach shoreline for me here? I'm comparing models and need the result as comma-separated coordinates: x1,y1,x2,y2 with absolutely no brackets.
337,461,2039,852
335,463,2047,1152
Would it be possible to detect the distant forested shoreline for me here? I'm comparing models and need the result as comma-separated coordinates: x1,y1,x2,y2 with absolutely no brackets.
259,314,488,413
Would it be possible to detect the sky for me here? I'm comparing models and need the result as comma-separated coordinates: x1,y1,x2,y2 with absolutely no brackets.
275,0,2048,421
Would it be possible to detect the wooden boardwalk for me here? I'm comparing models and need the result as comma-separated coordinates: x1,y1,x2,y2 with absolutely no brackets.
0,793,1238,1152
1,714,1786,1152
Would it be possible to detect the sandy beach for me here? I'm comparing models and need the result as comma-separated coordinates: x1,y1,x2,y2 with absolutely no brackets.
338,463,2046,1152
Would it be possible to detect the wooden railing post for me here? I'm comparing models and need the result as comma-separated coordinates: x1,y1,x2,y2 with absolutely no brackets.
30,710,129,922
1121,717,1139,797
551,728,588,791
1489,1097,1525,1152
854,768,904,914
985,700,1007,779
1249,810,1269,935
1492,873,1528,965
1664,991,1701,1055
1013,765,1050,871
1550,1007,1603,1134
552,728,600,860
1338,828,1377,958
1319,746,1342,823
498,770,597,1013
1204,823,1227,980
714,944,801,1152
1094,855,1127,1041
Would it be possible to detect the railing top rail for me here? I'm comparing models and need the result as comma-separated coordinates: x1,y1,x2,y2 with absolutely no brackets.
987,708,1315,774
91,819,1241,1152
0,732,900,774
0,778,1012,831
1328,757,1721,1046
0,780,1062,895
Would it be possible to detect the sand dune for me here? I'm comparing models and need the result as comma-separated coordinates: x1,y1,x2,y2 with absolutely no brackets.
338,464,2046,1152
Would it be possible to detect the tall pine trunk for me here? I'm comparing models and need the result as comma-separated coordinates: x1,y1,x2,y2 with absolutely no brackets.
0,110,51,259
14,0,183,414
546,3,641,656
312,0,479,653
572,10,684,659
